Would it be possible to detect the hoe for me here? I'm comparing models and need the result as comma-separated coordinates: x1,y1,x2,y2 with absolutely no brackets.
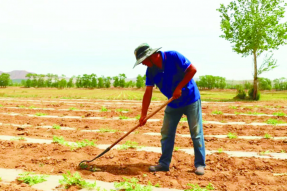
78,97,174,167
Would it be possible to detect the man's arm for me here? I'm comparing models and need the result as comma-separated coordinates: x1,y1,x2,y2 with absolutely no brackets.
173,64,197,99
139,86,153,126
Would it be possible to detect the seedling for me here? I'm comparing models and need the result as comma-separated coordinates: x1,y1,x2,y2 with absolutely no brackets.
280,150,286,153
17,172,48,186
135,115,140,120
11,137,26,141
180,117,188,122
227,132,237,139
266,119,283,125
79,163,88,169
0,177,2,181
229,106,238,109
69,107,78,111
212,110,223,115
263,134,272,139
118,141,141,150
0,104,3,107
29,105,36,109
99,128,118,133
273,112,286,117
142,174,148,177
116,108,129,112
246,112,265,115
59,171,97,189
154,183,161,188
18,105,26,108
101,106,108,112
218,148,223,154
185,183,214,191
114,177,152,191
174,147,180,151
259,150,270,155
119,115,129,120
35,113,47,116
53,136,97,150
52,124,61,130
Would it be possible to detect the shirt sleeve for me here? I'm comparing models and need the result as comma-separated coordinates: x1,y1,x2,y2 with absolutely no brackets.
145,68,155,86
175,51,191,72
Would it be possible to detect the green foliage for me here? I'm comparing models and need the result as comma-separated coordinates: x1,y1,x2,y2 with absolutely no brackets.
273,77,287,91
0,177,2,181
227,132,237,139
234,85,246,99
260,150,270,155
259,77,272,90
59,171,97,189
18,172,48,186
266,119,283,125
196,75,226,89
99,128,118,133
135,115,141,120
211,110,223,115
185,183,214,191
180,117,188,122
218,148,223,154
273,112,286,116
217,0,287,99
229,106,238,109
116,108,129,112
11,137,26,141
174,147,180,151
35,112,47,116
79,163,88,169
118,141,141,150
69,107,78,111
114,177,152,191
52,136,97,150
264,134,272,139
248,87,260,100
52,124,61,129
29,105,36,109
0,73,11,88
136,74,145,88
101,106,108,112
119,115,129,120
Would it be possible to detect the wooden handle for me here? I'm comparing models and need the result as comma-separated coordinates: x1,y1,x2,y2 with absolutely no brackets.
108,97,174,148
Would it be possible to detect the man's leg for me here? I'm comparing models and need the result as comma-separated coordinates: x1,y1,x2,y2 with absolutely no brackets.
150,106,183,171
184,99,206,174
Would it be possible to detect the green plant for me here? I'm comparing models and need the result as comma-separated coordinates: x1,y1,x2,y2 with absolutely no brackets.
59,171,97,189
273,112,286,117
142,174,148,177
0,177,2,181
260,150,270,155
69,107,78,111
35,113,47,116
18,105,26,108
266,119,283,125
52,124,61,130
174,147,180,151
29,105,36,109
229,106,238,109
264,133,272,139
211,110,223,115
99,128,118,133
185,183,214,191
114,177,152,191
180,117,188,122
135,115,141,120
280,150,286,153
116,108,129,112
234,85,246,100
218,148,223,154
134,131,139,134
79,163,88,169
118,141,141,150
119,115,129,120
53,136,97,150
53,136,66,145
227,132,237,139
17,172,48,186
101,106,108,112
0,104,3,107
11,137,26,141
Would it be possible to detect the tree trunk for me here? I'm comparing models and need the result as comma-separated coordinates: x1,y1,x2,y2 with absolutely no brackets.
253,50,258,100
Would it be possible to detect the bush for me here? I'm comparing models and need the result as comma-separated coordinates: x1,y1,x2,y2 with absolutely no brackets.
234,85,246,99
248,87,260,100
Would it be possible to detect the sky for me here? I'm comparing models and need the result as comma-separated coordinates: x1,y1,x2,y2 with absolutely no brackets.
0,0,287,80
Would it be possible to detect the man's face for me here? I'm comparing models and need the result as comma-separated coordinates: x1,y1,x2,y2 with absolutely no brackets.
141,53,160,67
142,56,154,67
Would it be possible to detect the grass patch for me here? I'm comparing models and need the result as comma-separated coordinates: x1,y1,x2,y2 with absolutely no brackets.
59,171,97,189
11,136,26,141
52,124,61,130
35,112,47,116
211,110,223,115
185,183,214,191
99,128,118,133
229,106,238,109
17,172,48,186
114,177,152,191
264,133,272,139
119,115,129,120
69,107,78,111
118,141,141,150
259,150,270,155
101,106,108,112
52,136,97,150
266,119,284,125
227,132,238,139
273,112,286,117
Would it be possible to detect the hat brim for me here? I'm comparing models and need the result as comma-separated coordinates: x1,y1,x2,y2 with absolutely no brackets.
133,47,162,68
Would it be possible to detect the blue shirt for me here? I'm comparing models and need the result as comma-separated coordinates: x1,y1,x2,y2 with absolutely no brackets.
145,51,200,108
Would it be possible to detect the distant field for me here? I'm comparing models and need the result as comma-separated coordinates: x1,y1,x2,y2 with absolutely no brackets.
0,87,286,102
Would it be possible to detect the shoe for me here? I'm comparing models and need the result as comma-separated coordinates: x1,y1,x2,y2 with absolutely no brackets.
149,164,169,172
195,166,205,175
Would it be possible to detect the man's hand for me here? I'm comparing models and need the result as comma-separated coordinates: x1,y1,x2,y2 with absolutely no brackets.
139,115,147,126
172,88,182,99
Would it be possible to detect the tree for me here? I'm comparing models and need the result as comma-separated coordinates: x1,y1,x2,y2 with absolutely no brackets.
217,0,287,99
0,73,10,88
67,76,75,88
119,73,126,88
98,77,104,88
136,75,144,88
259,77,272,90
113,76,119,87
58,75,67,89
104,77,112,88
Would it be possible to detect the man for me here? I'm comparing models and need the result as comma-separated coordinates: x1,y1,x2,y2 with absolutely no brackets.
133,43,206,175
